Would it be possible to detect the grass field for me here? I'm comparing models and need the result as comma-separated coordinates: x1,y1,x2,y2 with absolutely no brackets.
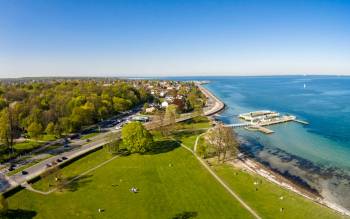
39,134,57,141
172,130,205,150
211,164,343,219
0,141,46,163
176,116,211,130
7,145,253,219
81,132,99,140
14,141,45,151
5,117,346,219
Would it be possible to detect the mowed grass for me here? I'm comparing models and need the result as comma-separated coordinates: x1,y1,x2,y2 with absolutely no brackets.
8,146,254,219
212,164,345,219
81,132,99,140
32,149,112,192
171,116,211,150
172,130,205,150
14,141,45,151
176,116,211,130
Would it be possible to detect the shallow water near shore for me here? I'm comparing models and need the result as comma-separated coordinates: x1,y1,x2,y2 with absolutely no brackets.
197,75,350,211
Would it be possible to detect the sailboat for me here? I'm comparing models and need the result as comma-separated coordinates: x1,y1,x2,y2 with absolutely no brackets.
303,83,306,89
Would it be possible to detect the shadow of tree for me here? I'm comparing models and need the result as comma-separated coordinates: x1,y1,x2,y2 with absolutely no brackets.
1,209,37,219
62,174,93,192
172,211,198,219
146,140,180,155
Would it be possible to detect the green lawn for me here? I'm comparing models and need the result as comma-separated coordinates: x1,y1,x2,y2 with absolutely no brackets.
172,130,205,150
81,132,99,140
39,134,57,141
7,145,253,219
171,116,211,150
1,141,48,163
5,116,346,219
14,141,45,151
32,149,112,192
176,116,211,130
212,164,344,219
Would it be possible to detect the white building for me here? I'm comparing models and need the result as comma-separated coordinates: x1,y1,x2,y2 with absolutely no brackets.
145,106,156,113
159,91,166,97
161,101,169,108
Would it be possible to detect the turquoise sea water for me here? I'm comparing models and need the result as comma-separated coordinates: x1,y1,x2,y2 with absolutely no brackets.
200,76,350,210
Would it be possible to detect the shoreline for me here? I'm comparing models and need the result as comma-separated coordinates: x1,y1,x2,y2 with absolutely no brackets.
198,82,350,217
196,83,225,116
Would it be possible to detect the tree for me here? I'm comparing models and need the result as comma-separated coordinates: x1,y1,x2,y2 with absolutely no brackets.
196,138,208,158
112,97,131,112
0,98,7,111
0,109,11,149
121,122,153,153
27,122,43,139
205,124,238,163
105,139,121,155
0,194,8,215
163,104,178,135
45,122,55,135
151,110,166,134
0,108,16,153
40,166,67,192
143,102,149,112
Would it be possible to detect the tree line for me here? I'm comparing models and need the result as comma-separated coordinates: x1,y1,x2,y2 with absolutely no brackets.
0,80,152,152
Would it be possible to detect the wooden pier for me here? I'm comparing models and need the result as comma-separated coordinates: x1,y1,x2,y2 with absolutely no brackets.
294,119,309,125
257,126,274,134
244,125,275,134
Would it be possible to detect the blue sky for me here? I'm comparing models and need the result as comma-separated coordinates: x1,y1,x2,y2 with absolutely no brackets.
1,0,350,77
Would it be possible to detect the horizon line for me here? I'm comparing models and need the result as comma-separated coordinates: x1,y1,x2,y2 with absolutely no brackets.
1,73,350,80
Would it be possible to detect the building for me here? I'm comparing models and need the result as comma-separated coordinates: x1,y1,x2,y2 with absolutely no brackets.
161,101,169,108
239,110,279,122
145,106,156,113
131,115,149,122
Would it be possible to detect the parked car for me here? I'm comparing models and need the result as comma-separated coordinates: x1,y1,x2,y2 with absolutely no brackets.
46,163,52,168
21,170,28,175
57,159,62,163
8,164,16,171
62,156,68,160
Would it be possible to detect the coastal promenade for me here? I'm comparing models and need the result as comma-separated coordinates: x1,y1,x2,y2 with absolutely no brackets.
0,82,225,195
196,83,225,116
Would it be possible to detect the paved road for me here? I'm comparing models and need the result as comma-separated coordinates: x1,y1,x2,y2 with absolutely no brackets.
0,82,225,194
197,83,225,116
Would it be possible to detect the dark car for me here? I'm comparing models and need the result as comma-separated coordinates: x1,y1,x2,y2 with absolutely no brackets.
57,159,62,163
8,164,16,171
22,170,28,175
62,156,68,160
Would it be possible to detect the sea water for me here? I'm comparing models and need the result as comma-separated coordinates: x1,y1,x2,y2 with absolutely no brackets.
200,75,350,211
